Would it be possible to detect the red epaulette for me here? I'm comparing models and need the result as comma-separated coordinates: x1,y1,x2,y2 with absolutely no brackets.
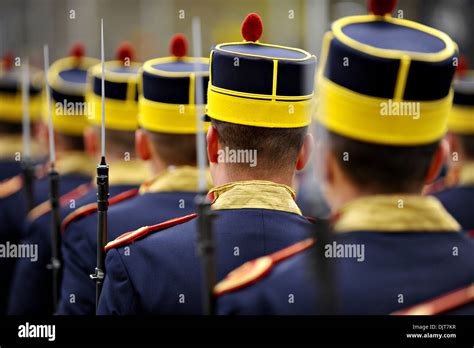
34,162,49,180
61,188,139,232
104,213,198,252
0,175,23,198
422,178,447,195
468,230,474,238
213,238,315,297
392,284,474,315
27,183,93,221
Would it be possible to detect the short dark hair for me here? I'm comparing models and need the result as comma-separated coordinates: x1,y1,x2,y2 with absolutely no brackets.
146,130,197,166
458,134,474,160
103,128,136,158
324,128,439,193
211,119,308,173
57,133,85,152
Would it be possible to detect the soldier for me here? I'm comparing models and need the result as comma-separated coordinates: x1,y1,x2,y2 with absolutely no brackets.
7,44,100,315
57,34,212,315
214,1,474,315
8,42,150,315
0,54,45,314
433,68,474,233
98,13,315,315
0,53,43,181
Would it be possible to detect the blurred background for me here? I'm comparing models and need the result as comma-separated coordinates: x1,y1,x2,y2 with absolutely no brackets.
1,0,473,67
1,0,472,217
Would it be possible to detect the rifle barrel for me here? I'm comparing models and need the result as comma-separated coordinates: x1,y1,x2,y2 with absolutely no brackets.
43,45,55,164
91,18,110,312
49,169,62,311
43,45,62,311
192,16,217,315
94,156,109,309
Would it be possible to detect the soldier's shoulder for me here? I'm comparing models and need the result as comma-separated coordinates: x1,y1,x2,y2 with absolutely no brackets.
27,183,92,222
393,284,474,315
214,238,315,297
62,188,139,232
104,213,198,252
0,175,23,199
434,185,473,198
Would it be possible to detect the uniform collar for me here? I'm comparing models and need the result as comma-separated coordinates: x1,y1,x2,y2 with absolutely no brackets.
208,180,302,216
332,194,460,233
0,135,22,159
459,162,474,186
108,160,150,186
0,134,42,160
139,165,212,194
56,151,94,177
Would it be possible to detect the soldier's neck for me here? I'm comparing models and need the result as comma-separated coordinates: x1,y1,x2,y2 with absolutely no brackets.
149,158,168,177
328,181,423,212
211,165,295,189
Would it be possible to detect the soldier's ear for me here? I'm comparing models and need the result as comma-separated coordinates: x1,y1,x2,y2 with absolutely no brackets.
36,122,49,149
296,133,313,170
135,129,151,161
446,132,460,161
83,127,98,157
207,126,219,164
424,139,449,184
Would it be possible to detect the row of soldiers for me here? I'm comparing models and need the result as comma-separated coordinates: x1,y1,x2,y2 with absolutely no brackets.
0,2,473,315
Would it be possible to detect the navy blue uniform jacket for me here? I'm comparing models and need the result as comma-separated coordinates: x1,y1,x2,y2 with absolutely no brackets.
433,182,474,233
98,181,313,315
6,175,95,315
216,195,474,315
57,166,208,315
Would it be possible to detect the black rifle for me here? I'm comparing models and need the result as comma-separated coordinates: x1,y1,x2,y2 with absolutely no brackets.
90,19,110,312
43,45,62,311
91,156,109,310
48,165,61,311
195,193,216,315
305,166,337,314
192,17,217,315
311,214,337,314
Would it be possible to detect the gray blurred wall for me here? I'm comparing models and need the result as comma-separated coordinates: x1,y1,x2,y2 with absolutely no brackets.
0,0,471,68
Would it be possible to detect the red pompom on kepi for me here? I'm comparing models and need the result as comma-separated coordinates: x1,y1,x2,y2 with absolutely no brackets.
367,0,397,16
241,13,263,42
456,55,469,77
2,52,14,71
170,34,188,58
116,42,135,65
69,42,85,59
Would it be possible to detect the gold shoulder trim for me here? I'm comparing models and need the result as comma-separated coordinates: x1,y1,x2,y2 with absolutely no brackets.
0,175,23,198
214,239,315,296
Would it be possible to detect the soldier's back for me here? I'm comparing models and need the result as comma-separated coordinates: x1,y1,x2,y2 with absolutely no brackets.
217,230,474,315
434,185,474,232
58,189,198,314
99,206,312,314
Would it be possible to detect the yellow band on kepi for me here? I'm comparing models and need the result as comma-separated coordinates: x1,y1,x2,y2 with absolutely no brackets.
0,93,41,123
139,96,208,134
207,88,314,128
448,106,474,134
42,95,90,136
316,77,453,145
87,93,138,131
